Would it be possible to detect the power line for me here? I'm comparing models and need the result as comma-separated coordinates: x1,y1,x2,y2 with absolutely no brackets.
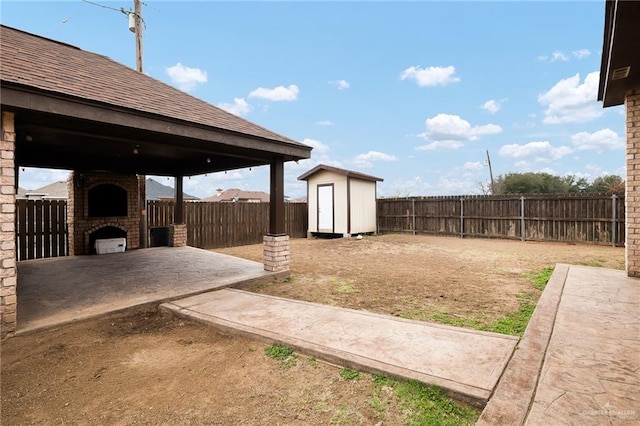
81,0,124,14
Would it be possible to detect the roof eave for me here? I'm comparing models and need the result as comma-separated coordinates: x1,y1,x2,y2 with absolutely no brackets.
2,83,313,162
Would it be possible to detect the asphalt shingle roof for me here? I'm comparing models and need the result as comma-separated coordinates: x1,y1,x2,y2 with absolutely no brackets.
0,25,303,147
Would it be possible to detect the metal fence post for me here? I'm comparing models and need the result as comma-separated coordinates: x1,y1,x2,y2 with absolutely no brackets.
612,194,617,247
460,198,464,238
520,196,525,242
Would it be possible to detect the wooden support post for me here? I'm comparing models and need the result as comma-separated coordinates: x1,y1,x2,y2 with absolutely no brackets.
138,175,147,248
269,159,285,236
174,175,184,224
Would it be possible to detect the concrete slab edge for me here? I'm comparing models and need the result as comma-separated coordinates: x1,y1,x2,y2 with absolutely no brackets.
160,300,492,409
15,271,285,336
476,263,570,426
222,289,519,343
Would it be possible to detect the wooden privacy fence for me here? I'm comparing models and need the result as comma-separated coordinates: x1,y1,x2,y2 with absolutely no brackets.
15,199,67,261
147,201,308,249
377,194,625,246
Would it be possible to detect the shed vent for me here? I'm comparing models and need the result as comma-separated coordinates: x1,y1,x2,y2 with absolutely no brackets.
611,66,630,80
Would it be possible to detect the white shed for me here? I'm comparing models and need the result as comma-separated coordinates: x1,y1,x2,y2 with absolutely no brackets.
298,164,383,237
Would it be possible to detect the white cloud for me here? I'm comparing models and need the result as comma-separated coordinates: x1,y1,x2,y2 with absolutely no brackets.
302,138,330,154
249,84,299,101
218,97,252,117
551,51,569,62
399,65,460,87
329,80,350,90
353,151,398,168
316,120,334,126
537,49,590,62
571,128,624,152
538,72,602,124
18,167,70,190
499,141,573,163
417,114,502,148
464,161,484,171
382,176,432,198
572,49,591,59
416,140,464,151
480,99,503,114
165,62,208,92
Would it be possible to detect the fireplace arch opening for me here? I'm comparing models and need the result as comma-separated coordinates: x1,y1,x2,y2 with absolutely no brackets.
89,226,127,255
88,184,127,217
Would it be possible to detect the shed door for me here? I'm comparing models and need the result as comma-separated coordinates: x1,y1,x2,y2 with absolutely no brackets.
317,184,334,233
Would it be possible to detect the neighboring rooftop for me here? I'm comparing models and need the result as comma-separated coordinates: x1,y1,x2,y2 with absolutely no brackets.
146,178,199,201
16,181,68,200
15,178,198,201
201,188,270,203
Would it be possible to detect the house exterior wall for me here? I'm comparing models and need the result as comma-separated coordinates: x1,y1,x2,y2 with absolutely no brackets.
626,90,640,277
306,170,348,234
67,172,141,255
1,111,17,339
349,179,378,234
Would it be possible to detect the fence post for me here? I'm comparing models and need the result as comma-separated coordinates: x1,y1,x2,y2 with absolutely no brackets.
520,196,525,242
612,194,617,247
412,198,416,235
460,198,464,238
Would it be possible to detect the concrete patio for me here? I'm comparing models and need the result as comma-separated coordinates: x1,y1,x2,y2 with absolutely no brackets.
16,246,282,334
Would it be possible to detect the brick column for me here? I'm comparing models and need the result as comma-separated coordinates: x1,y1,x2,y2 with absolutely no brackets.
263,235,290,272
170,223,187,247
626,90,640,277
1,111,17,339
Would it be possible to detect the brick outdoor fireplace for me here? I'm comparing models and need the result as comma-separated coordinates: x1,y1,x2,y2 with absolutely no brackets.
67,171,141,255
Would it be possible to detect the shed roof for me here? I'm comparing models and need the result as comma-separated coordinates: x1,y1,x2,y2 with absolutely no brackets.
0,25,311,176
598,0,640,107
297,164,383,182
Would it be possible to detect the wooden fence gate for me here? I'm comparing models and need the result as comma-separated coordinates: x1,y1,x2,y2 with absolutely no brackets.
15,199,68,261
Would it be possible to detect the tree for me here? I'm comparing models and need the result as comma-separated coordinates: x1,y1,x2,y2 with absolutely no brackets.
586,175,625,193
493,172,581,194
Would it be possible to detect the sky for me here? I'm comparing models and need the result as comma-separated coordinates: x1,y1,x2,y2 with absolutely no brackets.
1,0,626,199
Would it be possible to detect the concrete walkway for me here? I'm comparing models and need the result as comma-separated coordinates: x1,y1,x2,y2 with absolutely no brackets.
479,264,639,425
161,289,518,406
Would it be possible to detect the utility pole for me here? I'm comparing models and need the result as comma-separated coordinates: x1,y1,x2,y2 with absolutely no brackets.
131,0,147,247
133,0,143,72
486,150,495,195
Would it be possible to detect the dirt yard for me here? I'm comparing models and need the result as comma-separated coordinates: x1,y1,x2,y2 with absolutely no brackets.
1,235,624,425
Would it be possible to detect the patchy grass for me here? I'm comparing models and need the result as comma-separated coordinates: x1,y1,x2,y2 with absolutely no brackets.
485,294,536,336
484,266,554,336
330,403,362,424
264,344,298,368
330,278,359,294
339,367,361,381
371,374,478,425
428,312,482,329
524,266,554,290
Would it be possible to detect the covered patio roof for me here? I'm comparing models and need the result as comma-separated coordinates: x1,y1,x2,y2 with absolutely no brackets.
0,25,311,177
597,0,640,107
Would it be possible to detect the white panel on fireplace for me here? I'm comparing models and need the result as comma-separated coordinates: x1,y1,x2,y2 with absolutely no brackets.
95,238,127,254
